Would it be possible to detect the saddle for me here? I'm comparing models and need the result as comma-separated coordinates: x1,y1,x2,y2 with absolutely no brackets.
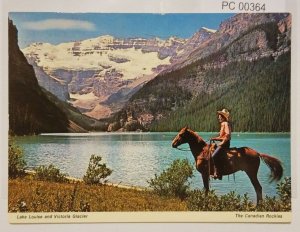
212,144,241,160
198,144,241,179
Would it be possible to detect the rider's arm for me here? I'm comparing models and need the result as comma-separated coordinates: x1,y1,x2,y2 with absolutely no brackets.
210,137,223,141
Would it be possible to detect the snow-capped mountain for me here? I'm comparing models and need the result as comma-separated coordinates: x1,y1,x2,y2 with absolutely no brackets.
22,29,216,119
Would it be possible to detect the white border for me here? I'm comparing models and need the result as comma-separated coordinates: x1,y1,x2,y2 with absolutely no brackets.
1,0,299,231
1,0,289,13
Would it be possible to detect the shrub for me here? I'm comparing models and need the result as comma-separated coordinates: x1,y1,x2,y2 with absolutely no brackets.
10,199,28,212
34,164,68,183
257,177,291,212
187,189,219,211
219,192,255,211
148,159,194,199
187,177,291,211
187,189,255,211
83,155,112,185
8,140,26,178
276,177,291,208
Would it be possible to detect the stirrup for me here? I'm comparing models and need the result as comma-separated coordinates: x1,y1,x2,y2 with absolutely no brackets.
211,169,222,180
210,172,218,180
211,174,223,180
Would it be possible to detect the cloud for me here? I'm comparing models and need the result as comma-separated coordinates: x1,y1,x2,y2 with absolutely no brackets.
23,19,96,31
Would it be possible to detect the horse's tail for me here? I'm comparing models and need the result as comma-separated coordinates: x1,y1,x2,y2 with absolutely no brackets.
260,153,283,182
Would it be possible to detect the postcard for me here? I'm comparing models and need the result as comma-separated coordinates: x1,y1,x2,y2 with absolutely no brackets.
1,0,299,228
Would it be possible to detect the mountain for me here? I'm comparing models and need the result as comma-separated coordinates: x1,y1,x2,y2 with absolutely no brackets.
161,13,289,73
9,19,106,135
169,27,214,64
16,13,291,132
114,13,291,132
21,29,216,120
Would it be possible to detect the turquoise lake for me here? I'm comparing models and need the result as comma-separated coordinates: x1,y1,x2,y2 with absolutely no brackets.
15,132,290,201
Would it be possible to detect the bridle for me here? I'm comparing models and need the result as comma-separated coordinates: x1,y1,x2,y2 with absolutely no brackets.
174,138,212,152
173,132,191,152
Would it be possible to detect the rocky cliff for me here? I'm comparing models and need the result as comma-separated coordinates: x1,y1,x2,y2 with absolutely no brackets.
9,19,105,135
163,13,289,73
9,19,70,135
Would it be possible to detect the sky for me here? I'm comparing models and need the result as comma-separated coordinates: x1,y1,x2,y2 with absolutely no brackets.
9,13,234,48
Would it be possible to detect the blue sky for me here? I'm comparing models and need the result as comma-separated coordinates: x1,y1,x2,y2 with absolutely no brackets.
9,13,234,48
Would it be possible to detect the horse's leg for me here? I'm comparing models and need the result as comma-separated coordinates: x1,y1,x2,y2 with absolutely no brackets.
196,159,210,193
246,171,262,205
201,173,210,193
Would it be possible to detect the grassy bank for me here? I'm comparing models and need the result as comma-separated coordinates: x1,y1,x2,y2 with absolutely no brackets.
8,177,187,212
8,175,291,212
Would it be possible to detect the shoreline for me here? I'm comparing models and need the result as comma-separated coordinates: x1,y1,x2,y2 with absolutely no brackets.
25,131,291,137
24,170,147,191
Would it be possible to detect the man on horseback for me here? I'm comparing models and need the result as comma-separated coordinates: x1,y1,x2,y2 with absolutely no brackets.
210,108,232,180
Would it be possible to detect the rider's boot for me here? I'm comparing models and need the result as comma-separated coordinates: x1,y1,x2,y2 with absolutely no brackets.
211,166,217,179
213,167,222,180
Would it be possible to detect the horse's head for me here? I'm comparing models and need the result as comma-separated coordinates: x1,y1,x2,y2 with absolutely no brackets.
172,126,190,148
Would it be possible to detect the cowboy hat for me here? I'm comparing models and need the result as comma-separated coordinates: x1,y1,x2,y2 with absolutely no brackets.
217,108,230,121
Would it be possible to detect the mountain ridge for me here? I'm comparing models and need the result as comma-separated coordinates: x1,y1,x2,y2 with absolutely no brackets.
110,13,291,132
21,28,215,120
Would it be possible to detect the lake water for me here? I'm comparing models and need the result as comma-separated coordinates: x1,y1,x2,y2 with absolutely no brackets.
15,132,290,201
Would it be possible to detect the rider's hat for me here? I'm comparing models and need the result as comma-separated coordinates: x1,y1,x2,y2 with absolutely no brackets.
217,109,230,121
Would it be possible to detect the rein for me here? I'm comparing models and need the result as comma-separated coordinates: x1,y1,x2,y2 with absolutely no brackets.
175,147,191,152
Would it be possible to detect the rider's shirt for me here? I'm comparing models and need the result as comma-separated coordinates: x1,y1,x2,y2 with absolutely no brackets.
219,121,231,142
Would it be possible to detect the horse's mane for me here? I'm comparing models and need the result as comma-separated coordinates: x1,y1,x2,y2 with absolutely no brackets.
187,129,206,146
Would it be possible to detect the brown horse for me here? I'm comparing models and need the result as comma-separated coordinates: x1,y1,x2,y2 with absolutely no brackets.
171,127,283,204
